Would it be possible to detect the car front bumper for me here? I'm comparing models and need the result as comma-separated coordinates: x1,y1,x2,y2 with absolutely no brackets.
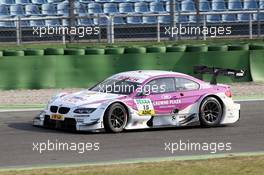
33,110,104,131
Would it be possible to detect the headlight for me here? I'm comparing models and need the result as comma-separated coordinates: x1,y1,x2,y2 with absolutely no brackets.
74,108,96,114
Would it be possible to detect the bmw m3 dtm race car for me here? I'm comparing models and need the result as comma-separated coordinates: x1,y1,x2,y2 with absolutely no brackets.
33,66,244,133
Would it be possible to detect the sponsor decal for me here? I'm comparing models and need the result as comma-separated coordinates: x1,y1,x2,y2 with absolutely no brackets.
227,112,235,118
134,99,155,116
83,92,98,97
64,92,99,103
73,96,85,101
50,114,64,121
64,96,85,103
116,75,140,82
171,114,196,125
161,94,172,100
153,99,181,106
132,121,145,126
64,98,79,103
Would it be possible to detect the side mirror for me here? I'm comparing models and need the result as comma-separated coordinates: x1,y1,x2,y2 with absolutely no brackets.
136,92,145,97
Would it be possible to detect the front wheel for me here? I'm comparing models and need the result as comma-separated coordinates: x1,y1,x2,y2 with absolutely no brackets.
199,97,223,127
103,103,128,133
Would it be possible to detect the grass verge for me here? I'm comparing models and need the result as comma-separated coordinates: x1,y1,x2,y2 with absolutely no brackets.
0,155,264,175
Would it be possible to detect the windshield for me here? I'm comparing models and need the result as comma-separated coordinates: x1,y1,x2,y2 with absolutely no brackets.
90,78,141,95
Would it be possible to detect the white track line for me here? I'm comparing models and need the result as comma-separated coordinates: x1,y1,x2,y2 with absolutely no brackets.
0,108,42,112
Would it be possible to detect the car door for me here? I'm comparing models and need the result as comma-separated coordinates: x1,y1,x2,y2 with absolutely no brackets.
173,77,202,113
143,77,178,116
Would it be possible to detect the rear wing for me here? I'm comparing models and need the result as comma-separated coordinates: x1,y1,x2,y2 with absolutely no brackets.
194,65,245,85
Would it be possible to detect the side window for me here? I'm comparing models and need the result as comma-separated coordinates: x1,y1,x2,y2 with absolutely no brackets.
145,78,176,94
175,78,200,91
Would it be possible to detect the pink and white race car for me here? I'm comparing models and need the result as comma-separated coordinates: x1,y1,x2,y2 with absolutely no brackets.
33,66,243,133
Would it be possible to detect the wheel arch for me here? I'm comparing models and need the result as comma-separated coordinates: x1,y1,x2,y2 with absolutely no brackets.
198,94,226,126
199,94,225,112
102,101,131,132
103,101,130,119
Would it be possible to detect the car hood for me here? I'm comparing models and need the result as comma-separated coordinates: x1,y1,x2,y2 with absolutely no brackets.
52,90,126,107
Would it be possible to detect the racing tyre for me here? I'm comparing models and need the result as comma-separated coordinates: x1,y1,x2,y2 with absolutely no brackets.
249,43,264,50
199,97,223,127
64,48,85,55
146,46,166,53
186,44,208,52
124,47,146,54
3,50,24,56
24,49,44,56
105,47,125,55
44,48,64,55
166,45,186,52
85,48,105,55
228,44,249,51
104,103,128,133
208,44,228,51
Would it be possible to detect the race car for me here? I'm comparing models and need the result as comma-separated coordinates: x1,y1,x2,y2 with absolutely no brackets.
33,66,244,133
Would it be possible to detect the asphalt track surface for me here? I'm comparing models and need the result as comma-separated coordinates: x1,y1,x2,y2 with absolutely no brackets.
0,101,264,168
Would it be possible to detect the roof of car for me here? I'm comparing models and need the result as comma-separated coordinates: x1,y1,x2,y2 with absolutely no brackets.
126,70,185,77
111,70,188,83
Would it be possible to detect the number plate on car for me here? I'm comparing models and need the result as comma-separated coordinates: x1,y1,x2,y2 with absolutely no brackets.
50,114,64,121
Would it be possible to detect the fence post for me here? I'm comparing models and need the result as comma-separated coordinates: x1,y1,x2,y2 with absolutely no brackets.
69,0,75,43
203,14,206,40
194,0,200,40
97,14,101,43
62,31,66,44
177,5,181,40
257,8,261,38
16,17,21,45
249,13,252,39
169,0,176,40
107,15,114,44
157,19,160,42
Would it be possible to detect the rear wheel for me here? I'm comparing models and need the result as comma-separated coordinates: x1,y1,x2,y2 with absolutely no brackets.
103,103,128,133
199,97,223,127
